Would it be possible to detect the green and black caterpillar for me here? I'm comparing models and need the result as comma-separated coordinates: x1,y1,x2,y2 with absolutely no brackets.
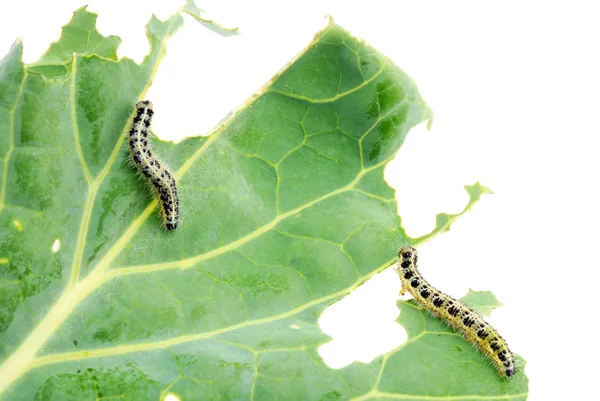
128,100,179,230
395,246,515,377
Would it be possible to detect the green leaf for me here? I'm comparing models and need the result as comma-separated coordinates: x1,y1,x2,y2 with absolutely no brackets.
0,6,528,400
183,0,239,36
27,6,122,79
383,293,528,400
412,182,494,245
460,289,504,317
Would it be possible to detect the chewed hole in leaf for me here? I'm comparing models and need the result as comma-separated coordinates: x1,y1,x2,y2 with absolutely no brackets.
51,238,60,253
318,267,407,368
164,393,181,401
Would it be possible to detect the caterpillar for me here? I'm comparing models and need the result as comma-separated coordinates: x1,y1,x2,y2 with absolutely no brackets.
395,246,515,377
128,100,179,230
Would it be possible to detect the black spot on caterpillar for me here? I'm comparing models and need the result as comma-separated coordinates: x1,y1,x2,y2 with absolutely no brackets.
128,100,179,230
395,246,515,377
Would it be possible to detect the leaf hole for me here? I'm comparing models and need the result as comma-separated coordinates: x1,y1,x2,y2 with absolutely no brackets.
388,120,473,238
51,238,61,253
317,267,407,369
164,393,181,401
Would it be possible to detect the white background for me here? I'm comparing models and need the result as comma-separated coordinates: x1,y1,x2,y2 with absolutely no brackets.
1,1,599,400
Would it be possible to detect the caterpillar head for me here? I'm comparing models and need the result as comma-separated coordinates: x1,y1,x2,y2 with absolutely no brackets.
398,246,417,259
395,246,417,275
136,99,153,109
165,219,178,230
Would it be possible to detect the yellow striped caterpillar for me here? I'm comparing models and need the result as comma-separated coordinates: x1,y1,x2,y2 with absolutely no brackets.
395,246,515,377
128,100,179,230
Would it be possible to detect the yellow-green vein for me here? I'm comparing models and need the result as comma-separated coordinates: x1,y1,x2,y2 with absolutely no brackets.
0,67,26,213
66,54,95,289
268,62,386,104
69,54,92,184
106,152,399,277
28,257,398,369
352,391,529,401
0,15,185,393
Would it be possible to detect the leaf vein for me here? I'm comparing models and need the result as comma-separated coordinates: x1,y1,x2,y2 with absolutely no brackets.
108,152,397,277
28,257,398,368
268,62,386,104
0,69,27,213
